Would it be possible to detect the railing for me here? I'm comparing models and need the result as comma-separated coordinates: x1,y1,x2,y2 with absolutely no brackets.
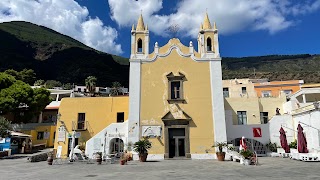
292,103,316,115
72,121,88,131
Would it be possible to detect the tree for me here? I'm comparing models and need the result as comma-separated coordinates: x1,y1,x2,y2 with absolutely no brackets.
0,116,12,138
45,80,62,89
110,81,122,96
34,79,45,86
0,72,16,89
0,72,52,123
62,83,73,90
4,69,36,85
85,76,97,96
19,69,36,85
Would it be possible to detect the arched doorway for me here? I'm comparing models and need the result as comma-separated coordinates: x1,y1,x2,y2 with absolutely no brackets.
230,138,267,155
108,138,124,154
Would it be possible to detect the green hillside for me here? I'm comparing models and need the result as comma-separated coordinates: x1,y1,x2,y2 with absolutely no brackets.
0,21,129,87
0,21,319,86
222,55,320,83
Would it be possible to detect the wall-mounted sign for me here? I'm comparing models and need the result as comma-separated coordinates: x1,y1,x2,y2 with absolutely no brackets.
253,127,262,137
57,126,66,142
44,132,50,140
141,126,162,138
108,133,125,138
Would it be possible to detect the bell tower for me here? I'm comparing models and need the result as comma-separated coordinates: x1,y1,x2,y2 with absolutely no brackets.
130,14,149,59
197,12,220,58
128,14,150,144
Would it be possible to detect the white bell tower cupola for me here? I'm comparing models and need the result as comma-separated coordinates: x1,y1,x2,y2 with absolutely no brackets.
130,14,149,60
197,12,220,59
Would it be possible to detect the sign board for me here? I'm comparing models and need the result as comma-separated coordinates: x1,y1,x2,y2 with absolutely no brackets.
44,132,50,140
108,133,125,138
141,126,162,137
253,127,262,137
67,132,81,138
57,126,66,142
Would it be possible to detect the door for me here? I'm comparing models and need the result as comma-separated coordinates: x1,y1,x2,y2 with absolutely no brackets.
173,136,185,157
168,128,185,158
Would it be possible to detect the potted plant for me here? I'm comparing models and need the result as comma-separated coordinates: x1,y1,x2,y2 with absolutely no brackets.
96,152,102,165
47,152,54,165
212,142,228,161
120,153,127,165
133,138,152,162
239,149,253,165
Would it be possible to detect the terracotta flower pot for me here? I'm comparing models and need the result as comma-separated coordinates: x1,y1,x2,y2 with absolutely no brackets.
96,154,102,165
139,153,148,162
120,160,126,165
216,152,226,161
47,156,53,165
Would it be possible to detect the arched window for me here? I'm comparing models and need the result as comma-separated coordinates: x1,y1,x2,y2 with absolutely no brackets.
206,37,212,52
137,39,143,53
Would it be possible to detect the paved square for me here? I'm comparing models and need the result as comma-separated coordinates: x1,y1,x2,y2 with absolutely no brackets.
1,157,320,180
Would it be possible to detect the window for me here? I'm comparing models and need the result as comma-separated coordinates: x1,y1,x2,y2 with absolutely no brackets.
117,112,124,123
137,39,143,53
171,81,181,99
77,113,86,130
223,88,229,98
206,37,212,51
283,90,292,96
37,132,44,140
260,112,268,124
77,88,81,92
237,111,247,125
262,91,271,97
167,72,186,103
242,87,247,94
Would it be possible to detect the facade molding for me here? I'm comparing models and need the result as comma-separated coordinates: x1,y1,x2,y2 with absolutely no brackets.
130,44,221,63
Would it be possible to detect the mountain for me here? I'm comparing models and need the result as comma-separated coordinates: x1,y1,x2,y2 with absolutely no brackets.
0,21,319,86
0,21,129,87
222,54,320,83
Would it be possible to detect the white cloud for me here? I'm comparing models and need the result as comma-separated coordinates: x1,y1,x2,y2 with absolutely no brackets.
109,0,320,37
0,0,122,54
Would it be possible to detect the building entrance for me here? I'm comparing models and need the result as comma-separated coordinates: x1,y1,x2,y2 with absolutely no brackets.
168,128,186,158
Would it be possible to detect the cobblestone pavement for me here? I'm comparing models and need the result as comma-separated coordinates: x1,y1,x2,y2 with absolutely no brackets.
1,157,320,180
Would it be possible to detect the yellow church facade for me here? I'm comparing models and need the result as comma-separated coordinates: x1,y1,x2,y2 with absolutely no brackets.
127,13,227,159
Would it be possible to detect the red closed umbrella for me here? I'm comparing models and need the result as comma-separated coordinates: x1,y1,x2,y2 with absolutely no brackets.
297,124,308,153
279,127,290,153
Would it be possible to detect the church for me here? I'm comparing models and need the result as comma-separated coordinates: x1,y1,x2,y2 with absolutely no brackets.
126,13,227,159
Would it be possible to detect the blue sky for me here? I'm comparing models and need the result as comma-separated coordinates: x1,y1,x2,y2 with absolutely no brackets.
0,0,320,58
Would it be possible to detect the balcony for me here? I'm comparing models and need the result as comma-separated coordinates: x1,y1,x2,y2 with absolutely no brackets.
72,121,88,131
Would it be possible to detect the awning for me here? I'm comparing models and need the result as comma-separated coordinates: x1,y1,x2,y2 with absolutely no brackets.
10,131,32,138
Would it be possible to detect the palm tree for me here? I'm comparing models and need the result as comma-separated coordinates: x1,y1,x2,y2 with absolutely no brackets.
85,76,97,96
110,81,122,96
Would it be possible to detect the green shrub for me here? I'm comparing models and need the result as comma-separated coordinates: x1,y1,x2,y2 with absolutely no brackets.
266,142,277,152
289,140,297,149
